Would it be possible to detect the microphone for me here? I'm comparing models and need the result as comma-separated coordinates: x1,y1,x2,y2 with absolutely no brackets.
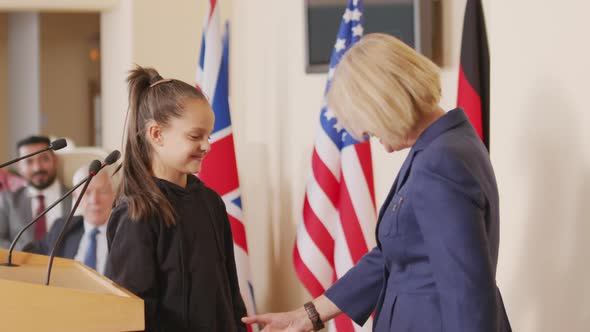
103,150,121,166
0,138,67,169
45,159,102,285
1,150,120,267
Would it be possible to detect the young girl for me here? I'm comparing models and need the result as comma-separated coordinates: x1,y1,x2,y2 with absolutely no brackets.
105,66,247,332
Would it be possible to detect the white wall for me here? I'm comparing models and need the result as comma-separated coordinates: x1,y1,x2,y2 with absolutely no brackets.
0,13,8,160
489,1,590,331
64,0,590,330
230,0,304,311
100,0,132,151
0,0,118,160
100,0,231,149
40,12,100,146
7,13,41,157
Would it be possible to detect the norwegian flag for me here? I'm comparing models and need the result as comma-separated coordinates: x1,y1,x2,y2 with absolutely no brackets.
196,1,257,330
293,0,376,331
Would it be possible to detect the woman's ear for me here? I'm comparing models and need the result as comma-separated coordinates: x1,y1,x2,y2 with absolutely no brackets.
146,120,163,147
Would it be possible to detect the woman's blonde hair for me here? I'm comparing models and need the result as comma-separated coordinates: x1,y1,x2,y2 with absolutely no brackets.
327,33,441,145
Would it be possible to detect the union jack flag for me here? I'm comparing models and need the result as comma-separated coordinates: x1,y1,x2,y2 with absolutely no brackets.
197,1,257,330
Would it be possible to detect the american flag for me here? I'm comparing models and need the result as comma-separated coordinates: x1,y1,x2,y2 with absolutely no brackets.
293,0,376,331
196,1,257,330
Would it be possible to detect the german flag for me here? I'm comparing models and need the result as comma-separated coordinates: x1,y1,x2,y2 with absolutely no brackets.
457,0,490,151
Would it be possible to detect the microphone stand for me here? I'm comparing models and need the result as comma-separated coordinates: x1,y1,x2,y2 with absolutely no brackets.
44,160,101,285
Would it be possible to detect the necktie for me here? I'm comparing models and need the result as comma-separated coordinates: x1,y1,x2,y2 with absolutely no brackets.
34,195,47,241
83,228,100,270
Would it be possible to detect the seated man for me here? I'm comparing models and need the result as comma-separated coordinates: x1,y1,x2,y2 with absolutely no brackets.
27,165,115,275
0,136,72,249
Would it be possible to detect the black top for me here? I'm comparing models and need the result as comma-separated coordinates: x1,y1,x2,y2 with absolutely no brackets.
105,175,247,332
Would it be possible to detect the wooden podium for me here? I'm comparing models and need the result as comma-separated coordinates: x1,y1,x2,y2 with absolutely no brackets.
0,248,144,331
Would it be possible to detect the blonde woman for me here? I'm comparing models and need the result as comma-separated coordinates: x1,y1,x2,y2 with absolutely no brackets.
243,33,511,332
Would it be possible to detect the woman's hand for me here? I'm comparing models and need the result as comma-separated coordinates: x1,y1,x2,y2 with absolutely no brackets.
243,295,341,332
242,308,312,332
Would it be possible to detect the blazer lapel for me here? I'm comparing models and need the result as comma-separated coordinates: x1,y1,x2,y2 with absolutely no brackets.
377,151,414,223
378,177,398,221
394,150,417,193
375,149,417,247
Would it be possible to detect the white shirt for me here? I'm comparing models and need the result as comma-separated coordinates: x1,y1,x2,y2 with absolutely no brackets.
27,180,65,232
74,221,108,275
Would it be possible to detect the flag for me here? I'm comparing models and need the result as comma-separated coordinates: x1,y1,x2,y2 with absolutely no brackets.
197,1,257,330
293,0,376,331
457,0,490,150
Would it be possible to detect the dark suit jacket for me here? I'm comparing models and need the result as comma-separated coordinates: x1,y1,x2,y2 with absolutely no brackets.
0,184,72,250
325,109,512,332
26,215,84,258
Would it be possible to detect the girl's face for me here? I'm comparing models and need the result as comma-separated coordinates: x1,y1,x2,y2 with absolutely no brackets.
151,98,215,177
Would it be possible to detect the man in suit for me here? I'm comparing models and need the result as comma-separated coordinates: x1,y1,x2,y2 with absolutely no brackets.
0,136,72,250
28,165,115,275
